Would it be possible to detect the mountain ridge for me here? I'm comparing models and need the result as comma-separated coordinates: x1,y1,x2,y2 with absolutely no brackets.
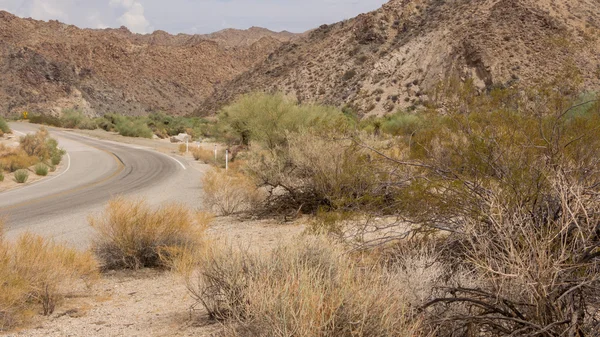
199,0,600,116
0,10,299,116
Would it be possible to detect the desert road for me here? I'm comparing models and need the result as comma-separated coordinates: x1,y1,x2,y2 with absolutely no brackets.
0,122,203,248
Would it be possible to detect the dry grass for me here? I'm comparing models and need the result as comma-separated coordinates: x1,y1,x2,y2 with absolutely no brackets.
202,168,262,215
192,147,220,164
177,237,429,337
90,197,211,270
0,221,98,331
0,144,38,172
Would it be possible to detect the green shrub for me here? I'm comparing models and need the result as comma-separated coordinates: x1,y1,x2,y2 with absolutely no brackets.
0,172,4,182
13,169,29,183
28,115,63,127
0,117,10,134
19,128,65,162
219,92,350,148
59,109,97,130
115,118,153,138
34,163,48,176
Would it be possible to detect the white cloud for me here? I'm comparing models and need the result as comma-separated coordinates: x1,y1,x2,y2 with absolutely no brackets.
109,0,151,33
29,0,69,21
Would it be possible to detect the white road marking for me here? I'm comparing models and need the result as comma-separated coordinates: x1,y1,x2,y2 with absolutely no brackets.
12,130,26,136
60,132,187,170
158,152,187,170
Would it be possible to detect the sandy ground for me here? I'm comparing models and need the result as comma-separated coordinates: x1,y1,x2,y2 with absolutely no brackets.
2,126,307,336
0,133,64,193
4,217,306,337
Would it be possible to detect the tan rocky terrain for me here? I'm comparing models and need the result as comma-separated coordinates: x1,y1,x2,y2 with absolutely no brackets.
200,0,600,116
0,11,298,117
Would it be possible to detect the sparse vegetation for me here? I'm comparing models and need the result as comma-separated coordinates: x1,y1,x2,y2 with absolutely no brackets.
202,168,262,215
177,237,427,336
90,197,210,270
0,222,98,330
28,110,215,141
13,169,29,183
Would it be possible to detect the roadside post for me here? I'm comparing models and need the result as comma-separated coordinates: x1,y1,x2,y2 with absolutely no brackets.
225,150,229,171
214,145,217,161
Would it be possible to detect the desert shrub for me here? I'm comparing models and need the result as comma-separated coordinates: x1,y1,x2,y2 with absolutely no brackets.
219,92,350,148
202,168,262,215
114,118,153,138
0,117,10,134
19,128,65,162
245,129,385,214
34,163,48,176
90,197,209,270
13,169,29,183
178,237,426,336
342,69,357,81
178,143,187,154
0,150,38,172
0,172,3,182
191,147,209,161
191,147,224,166
347,86,600,335
380,111,424,136
50,152,62,166
58,109,97,130
28,115,63,127
0,223,98,330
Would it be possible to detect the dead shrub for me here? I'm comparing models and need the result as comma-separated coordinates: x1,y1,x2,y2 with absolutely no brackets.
89,197,210,270
202,168,262,215
178,237,428,336
424,174,600,336
192,147,217,163
18,128,64,163
0,221,98,330
246,130,386,215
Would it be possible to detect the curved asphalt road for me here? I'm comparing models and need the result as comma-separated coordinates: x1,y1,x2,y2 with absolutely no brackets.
0,122,203,248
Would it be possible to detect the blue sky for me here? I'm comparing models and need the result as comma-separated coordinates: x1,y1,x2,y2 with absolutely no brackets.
0,0,388,34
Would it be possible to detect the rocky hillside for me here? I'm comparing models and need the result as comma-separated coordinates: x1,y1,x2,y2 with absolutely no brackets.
0,11,297,116
201,0,600,116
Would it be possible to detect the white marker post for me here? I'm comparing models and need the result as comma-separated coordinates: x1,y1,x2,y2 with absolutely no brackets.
186,139,189,153
225,150,229,171
214,145,217,161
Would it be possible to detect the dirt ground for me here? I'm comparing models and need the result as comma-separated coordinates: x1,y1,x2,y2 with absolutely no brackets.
4,217,306,337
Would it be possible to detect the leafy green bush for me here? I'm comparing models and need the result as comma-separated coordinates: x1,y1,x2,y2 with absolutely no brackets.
0,117,10,134
60,109,97,130
13,169,29,183
219,92,351,148
28,115,63,127
34,163,48,176
115,118,153,138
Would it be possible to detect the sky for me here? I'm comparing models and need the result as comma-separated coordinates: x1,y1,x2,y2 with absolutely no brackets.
0,0,388,34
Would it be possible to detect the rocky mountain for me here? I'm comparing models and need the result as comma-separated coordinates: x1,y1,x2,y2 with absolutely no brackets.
0,11,298,117
200,0,600,116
